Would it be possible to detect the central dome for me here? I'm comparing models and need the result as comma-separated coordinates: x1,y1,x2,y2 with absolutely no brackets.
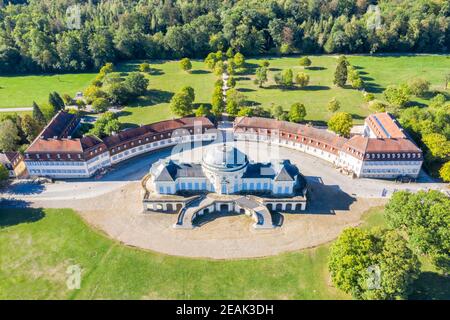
202,144,248,171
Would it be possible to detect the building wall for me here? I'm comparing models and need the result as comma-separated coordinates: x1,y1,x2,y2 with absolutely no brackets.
25,132,217,179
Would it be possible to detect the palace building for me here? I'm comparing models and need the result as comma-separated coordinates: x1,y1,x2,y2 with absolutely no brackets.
22,110,422,181
24,111,216,178
144,143,308,230
149,143,303,196
234,112,423,179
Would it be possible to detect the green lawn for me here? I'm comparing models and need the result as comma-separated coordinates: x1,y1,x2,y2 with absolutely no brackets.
115,55,449,126
237,55,450,123
0,73,96,109
0,55,448,125
0,207,448,300
115,60,217,126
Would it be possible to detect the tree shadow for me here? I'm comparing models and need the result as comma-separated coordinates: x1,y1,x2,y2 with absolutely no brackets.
115,110,132,117
361,76,374,81
149,68,164,76
237,88,256,93
302,85,331,91
235,76,251,81
350,113,366,120
269,67,282,72
244,100,261,107
307,66,326,71
190,70,210,75
126,89,174,107
120,122,140,129
0,206,45,228
3,182,46,196
410,272,450,300
365,82,384,94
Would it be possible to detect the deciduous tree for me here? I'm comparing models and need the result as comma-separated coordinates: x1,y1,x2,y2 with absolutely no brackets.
328,112,353,137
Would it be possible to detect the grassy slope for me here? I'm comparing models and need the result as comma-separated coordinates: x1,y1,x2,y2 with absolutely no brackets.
0,208,347,300
116,60,217,127
1,55,447,125
0,73,96,109
1,207,448,300
238,55,450,123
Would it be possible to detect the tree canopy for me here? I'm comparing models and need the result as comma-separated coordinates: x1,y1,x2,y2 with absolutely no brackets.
0,0,449,74
385,190,450,273
329,228,420,300
328,112,353,137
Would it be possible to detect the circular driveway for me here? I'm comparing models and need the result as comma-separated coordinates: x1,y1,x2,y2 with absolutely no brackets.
1,141,446,259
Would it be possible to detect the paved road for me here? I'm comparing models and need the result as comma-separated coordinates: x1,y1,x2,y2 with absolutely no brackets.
0,107,32,112
0,141,447,203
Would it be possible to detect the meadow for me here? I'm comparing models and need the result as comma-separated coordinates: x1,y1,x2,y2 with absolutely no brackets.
0,206,447,300
0,72,96,109
0,55,448,126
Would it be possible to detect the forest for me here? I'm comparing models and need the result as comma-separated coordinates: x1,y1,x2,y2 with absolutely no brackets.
1,0,450,73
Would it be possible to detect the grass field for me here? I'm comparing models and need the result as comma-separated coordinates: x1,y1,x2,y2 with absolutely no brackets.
115,55,449,125
0,206,448,300
0,55,448,125
0,73,96,109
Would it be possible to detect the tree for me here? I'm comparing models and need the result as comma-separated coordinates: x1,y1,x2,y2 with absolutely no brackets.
49,92,65,112
288,103,307,123
21,115,40,143
62,93,73,106
84,85,107,104
180,58,192,72
274,69,294,88
227,59,235,75
299,57,311,68
383,85,410,108
408,78,430,97
237,107,253,117
227,76,236,88
226,100,239,116
329,228,420,300
422,133,450,160
204,52,217,70
0,163,9,182
334,58,348,87
92,98,110,113
254,67,268,87
271,105,288,121
124,72,149,97
295,72,310,88
139,62,151,73
170,87,195,117
99,63,114,76
32,101,46,126
233,52,245,69
0,119,20,152
226,48,234,58
328,112,353,137
89,112,121,138
261,60,270,67
327,97,341,113
211,86,225,117
439,161,450,182
385,190,450,273
214,60,225,76
106,82,131,105
195,105,211,117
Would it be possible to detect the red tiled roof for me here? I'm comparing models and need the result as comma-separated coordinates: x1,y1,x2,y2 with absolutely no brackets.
26,138,83,153
39,111,78,139
343,136,422,159
234,117,348,150
102,117,214,149
365,112,406,139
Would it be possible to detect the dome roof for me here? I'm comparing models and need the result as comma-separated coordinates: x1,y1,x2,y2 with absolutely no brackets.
202,144,248,171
